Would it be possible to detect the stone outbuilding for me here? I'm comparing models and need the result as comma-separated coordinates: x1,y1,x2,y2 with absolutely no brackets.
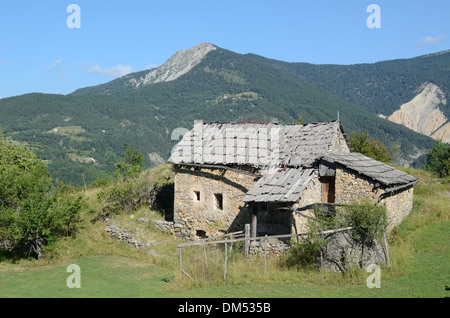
168,120,418,240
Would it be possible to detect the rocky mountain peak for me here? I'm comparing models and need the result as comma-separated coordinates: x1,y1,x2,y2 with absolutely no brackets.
129,43,217,88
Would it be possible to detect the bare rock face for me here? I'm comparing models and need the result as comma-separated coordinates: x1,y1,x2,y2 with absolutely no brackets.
387,83,449,143
128,43,216,88
322,231,387,273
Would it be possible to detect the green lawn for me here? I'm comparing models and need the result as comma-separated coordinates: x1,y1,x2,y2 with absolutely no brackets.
0,221,447,298
0,256,173,298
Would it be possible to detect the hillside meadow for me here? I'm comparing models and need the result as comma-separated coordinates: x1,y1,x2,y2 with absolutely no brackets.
0,166,448,298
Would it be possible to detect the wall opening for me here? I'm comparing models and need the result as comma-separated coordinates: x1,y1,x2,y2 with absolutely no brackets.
193,191,200,202
256,202,268,216
321,176,336,203
214,193,223,210
196,230,207,239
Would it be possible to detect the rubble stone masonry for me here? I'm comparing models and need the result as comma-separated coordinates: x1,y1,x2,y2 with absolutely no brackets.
335,166,414,230
291,166,414,233
173,166,256,239
173,164,414,240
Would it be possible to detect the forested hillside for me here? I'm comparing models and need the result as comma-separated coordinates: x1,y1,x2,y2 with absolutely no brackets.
0,45,441,185
247,50,450,118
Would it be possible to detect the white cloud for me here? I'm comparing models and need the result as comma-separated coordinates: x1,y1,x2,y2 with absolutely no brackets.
418,35,446,45
46,59,62,71
87,63,134,78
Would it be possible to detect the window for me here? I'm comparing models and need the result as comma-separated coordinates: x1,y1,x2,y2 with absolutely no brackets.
214,193,223,210
196,230,207,238
193,191,200,202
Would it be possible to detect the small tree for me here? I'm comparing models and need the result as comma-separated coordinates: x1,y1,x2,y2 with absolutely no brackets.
114,143,143,179
424,140,450,177
98,144,156,217
279,200,387,271
294,114,304,125
0,131,83,259
342,199,387,248
348,130,390,163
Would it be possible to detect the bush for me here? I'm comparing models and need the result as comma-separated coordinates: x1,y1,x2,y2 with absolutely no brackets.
98,178,155,215
424,140,450,177
279,206,333,269
280,200,388,270
340,199,387,247
348,130,390,163
114,143,143,179
0,131,84,259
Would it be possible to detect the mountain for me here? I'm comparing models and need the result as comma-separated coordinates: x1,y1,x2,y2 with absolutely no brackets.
246,50,450,142
246,50,450,118
72,43,217,95
384,83,449,143
0,43,444,185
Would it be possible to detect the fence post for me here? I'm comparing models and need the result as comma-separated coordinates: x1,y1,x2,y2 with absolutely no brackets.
264,235,267,275
224,240,228,280
178,247,182,280
203,242,208,266
383,227,391,267
244,224,250,258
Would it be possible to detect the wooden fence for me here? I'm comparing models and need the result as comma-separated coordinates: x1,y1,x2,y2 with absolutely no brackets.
177,225,353,281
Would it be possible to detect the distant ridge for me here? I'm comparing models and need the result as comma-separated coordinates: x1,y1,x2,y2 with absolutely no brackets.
72,43,217,95
1,43,445,185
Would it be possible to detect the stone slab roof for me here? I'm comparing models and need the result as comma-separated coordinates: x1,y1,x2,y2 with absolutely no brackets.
169,121,344,168
242,168,315,202
322,152,418,187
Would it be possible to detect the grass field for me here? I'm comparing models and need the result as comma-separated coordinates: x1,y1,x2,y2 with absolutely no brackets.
0,167,448,298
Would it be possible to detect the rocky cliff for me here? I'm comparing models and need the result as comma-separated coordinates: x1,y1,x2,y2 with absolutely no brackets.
386,83,449,143
128,43,217,88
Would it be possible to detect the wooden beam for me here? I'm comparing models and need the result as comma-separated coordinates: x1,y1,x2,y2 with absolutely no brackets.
252,202,258,238
177,227,353,247
178,163,261,178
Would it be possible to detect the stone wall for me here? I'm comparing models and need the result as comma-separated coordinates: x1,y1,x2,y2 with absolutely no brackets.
335,166,382,203
173,165,257,240
330,129,351,153
335,165,414,231
379,186,414,230
292,171,322,233
291,166,414,233
173,163,414,241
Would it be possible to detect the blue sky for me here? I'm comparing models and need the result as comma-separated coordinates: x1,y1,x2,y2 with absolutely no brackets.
0,0,448,98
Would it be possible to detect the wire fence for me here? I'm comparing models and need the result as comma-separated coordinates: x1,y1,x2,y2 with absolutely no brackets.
177,225,353,281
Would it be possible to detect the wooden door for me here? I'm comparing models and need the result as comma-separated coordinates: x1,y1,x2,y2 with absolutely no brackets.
321,177,335,203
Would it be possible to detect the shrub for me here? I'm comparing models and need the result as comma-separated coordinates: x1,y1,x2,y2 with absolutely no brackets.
348,130,390,163
0,131,84,259
114,143,143,179
341,199,388,247
280,200,388,270
279,206,333,269
98,178,155,215
424,140,450,177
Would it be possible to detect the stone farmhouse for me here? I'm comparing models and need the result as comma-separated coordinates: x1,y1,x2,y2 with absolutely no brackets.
168,120,418,240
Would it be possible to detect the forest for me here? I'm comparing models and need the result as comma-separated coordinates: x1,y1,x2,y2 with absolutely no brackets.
0,47,445,185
